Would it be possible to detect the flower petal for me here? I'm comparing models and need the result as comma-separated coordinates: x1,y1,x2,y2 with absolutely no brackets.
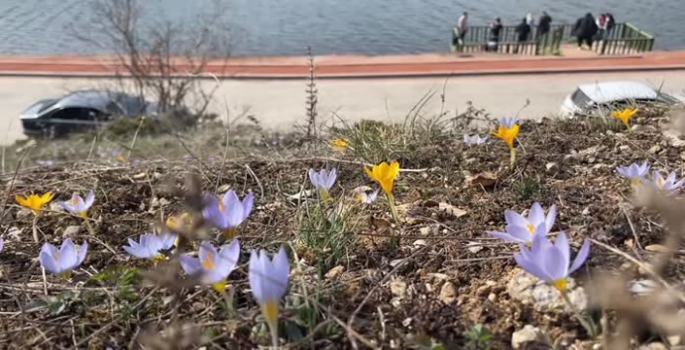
506,225,535,242
223,191,244,227
218,239,241,272
545,205,557,231
179,254,202,276
504,210,529,228
527,202,545,226
241,192,254,221
59,239,78,271
272,246,290,298
77,241,88,266
160,233,178,249
124,245,149,258
569,238,591,274
249,250,267,302
84,190,95,209
364,166,375,181
514,252,551,281
540,245,566,281
199,241,219,271
488,230,526,244
59,202,76,213
326,168,337,189
553,232,571,268
308,169,320,189
39,251,60,274
41,243,59,258
203,199,227,229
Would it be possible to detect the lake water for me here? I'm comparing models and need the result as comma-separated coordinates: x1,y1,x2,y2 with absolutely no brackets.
0,0,682,57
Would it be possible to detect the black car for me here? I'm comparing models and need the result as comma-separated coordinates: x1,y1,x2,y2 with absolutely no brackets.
19,90,157,138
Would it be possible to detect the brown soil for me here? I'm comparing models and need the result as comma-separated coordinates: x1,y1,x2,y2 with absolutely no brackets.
0,108,683,349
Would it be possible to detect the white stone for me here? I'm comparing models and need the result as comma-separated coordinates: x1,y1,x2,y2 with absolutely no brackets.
7,226,23,240
438,282,457,304
16,208,32,219
648,145,661,154
466,241,483,254
325,265,345,280
511,325,545,349
668,335,683,346
62,225,81,238
507,269,587,311
390,280,407,297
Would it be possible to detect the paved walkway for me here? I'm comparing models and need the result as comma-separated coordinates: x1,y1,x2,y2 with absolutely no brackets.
1,51,685,78
2,70,685,146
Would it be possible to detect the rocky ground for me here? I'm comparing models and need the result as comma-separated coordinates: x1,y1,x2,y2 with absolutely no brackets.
1,105,685,349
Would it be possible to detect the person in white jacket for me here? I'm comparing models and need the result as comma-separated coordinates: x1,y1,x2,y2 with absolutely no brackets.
456,12,468,45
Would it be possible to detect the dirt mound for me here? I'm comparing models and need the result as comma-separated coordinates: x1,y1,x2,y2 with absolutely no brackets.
1,112,684,349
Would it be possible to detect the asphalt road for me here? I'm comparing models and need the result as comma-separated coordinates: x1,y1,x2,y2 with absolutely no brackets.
1,71,685,145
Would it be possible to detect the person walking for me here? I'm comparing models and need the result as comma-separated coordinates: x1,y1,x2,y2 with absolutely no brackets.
596,13,608,40
526,13,536,39
487,18,503,52
573,13,598,50
514,17,531,53
537,11,552,38
605,13,616,39
456,12,469,45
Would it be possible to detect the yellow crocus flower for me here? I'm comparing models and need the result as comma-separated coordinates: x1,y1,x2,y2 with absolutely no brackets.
492,124,520,149
331,138,350,150
612,108,638,129
365,161,400,223
15,192,54,215
365,161,400,195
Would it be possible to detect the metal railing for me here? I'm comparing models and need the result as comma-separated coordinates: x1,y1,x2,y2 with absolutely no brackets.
451,22,654,56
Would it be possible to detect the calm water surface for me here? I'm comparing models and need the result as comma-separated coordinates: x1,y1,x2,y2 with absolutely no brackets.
0,0,682,56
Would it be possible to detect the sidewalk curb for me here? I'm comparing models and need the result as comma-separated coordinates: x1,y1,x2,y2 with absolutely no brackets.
0,64,684,80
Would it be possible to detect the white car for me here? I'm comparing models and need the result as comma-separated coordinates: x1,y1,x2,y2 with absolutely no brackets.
560,81,685,118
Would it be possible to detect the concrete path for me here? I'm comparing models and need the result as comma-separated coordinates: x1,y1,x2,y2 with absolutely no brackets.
2,70,685,145
1,51,685,78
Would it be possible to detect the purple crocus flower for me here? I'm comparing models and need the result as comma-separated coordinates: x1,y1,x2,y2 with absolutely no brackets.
616,161,650,185
500,116,520,128
463,134,488,146
0,238,3,253
651,171,685,195
180,240,240,292
249,247,290,331
39,239,88,276
59,191,95,218
487,202,557,244
202,190,254,238
124,233,178,261
308,168,337,199
514,231,590,293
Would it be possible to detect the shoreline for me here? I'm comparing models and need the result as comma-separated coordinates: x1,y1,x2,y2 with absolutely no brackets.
1,51,685,79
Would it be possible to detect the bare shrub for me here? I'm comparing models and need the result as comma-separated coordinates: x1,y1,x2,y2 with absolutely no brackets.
72,0,232,126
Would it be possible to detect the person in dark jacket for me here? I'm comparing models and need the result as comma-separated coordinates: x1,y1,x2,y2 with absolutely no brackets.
605,13,616,38
537,11,552,37
573,13,598,49
514,18,531,53
515,17,531,42
486,18,503,51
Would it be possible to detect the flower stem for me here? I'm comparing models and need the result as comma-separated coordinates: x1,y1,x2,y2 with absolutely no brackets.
84,218,97,237
269,322,279,350
320,189,332,203
386,192,400,224
560,290,597,337
219,287,235,317
32,215,39,243
509,147,517,168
